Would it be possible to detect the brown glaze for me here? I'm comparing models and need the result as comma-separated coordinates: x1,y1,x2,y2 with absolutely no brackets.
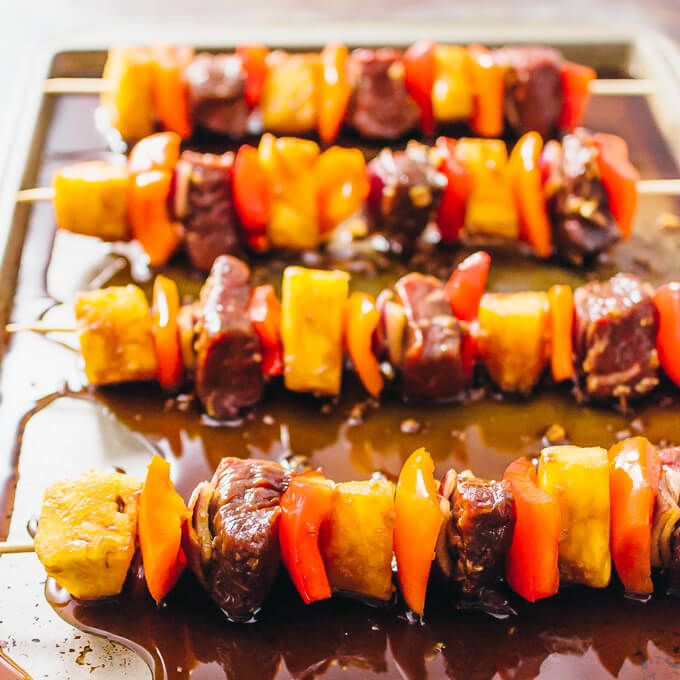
4,58,680,679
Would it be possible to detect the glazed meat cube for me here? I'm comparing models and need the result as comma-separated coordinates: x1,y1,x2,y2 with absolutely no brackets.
34,471,142,599
53,162,130,240
175,150,243,272
347,48,420,139
320,479,396,602
573,273,659,402
194,255,263,420
394,272,467,400
183,458,289,620
74,285,158,385
436,470,515,595
366,144,446,256
183,53,249,137
542,131,621,265
280,266,349,395
492,46,563,139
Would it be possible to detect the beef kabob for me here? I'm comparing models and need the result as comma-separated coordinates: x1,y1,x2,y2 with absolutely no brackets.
98,42,596,145
20,436,680,623
13,249,680,418
23,125,640,271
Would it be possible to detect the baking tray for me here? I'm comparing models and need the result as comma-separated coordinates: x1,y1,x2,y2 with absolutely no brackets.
3,22,680,680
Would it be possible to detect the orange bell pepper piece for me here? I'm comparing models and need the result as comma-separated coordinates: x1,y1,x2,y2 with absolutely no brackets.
236,43,269,108
504,457,561,602
316,147,370,232
444,250,490,322
127,131,181,176
280,471,334,604
547,284,574,382
509,131,552,258
150,45,193,139
593,133,639,239
152,275,183,389
317,43,351,144
654,282,680,388
403,40,437,135
233,144,272,250
248,284,283,376
467,45,504,138
558,61,596,131
128,169,181,267
394,448,443,616
608,437,661,596
344,292,384,397
139,454,189,603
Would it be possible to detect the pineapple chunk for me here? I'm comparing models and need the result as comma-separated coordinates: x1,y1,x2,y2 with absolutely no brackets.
258,134,321,250
34,471,142,599
101,47,155,141
478,291,549,393
538,445,611,588
320,479,396,601
75,285,158,385
281,266,349,395
454,139,518,238
432,46,474,122
53,161,130,240
261,52,319,134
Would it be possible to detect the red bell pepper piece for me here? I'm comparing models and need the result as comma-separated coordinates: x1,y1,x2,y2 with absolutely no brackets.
444,250,491,322
559,61,596,131
653,282,680,388
467,45,504,138
279,471,334,604
403,40,437,136
434,136,473,243
248,284,283,376
139,454,188,603
608,436,661,596
318,43,351,144
344,292,384,397
236,43,269,108
394,447,443,616
547,284,574,382
503,457,561,602
593,133,639,239
509,131,552,258
233,144,271,251
152,275,183,389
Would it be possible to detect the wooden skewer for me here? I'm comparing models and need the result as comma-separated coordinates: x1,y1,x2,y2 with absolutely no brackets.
41,76,655,97
6,321,75,334
0,542,35,555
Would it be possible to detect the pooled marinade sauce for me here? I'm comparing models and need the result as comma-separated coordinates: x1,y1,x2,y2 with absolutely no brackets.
3,57,680,678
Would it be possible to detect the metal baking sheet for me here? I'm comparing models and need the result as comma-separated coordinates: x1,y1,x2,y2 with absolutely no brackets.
2,22,680,680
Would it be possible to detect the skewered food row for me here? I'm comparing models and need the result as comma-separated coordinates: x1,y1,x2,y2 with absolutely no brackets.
34,438,680,621
69,253,680,418
51,127,638,269
100,42,596,144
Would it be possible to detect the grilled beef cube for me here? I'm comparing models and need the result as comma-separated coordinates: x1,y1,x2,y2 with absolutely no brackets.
347,49,420,140
393,272,467,400
194,255,263,419
183,458,289,620
436,470,515,595
542,131,621,265
652,449,680,591
183,53,249,137
492,46,563,139
573,273,659,402
366,144,446,256
175,150,243,272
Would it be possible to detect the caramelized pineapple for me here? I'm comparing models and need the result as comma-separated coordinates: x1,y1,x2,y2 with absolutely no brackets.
34,471,142,599
258,134,321,250
53,161,129,240
101,47,155,140
260,52,320,134
280,266,349,395
538,445,611,588
320,479,396,601
432,46,474,122
75,285,158,385
478,291,550,393
454,139,519,238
